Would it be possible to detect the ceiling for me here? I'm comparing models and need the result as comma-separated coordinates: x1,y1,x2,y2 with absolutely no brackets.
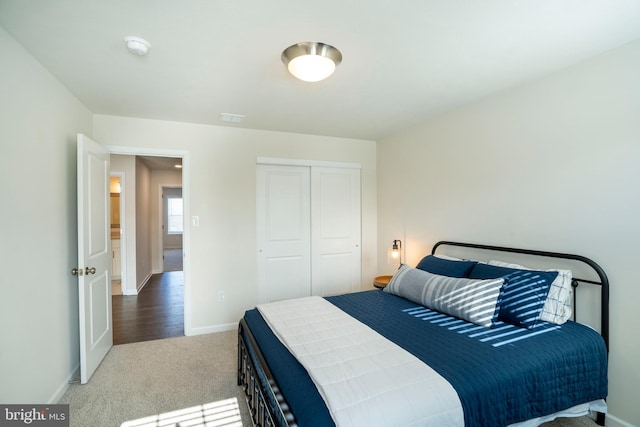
1,1,639,141
137,156,181,171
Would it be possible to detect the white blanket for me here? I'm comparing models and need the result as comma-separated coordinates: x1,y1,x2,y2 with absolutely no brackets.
257,296,464,427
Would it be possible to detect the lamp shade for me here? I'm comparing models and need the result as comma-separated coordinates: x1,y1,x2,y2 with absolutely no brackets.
281,42,342,82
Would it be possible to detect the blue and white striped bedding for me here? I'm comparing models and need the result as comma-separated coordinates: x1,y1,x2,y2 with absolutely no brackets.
402,305,561,347
242,289,607,427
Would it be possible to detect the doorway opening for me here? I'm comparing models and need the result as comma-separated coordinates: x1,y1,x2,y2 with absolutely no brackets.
162,186,183,272
110,153,187,345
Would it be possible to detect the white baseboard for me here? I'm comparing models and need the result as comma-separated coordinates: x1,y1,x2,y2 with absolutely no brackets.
186,323,237,336
606,413,636,427
136,273,152,293
49,364,79,404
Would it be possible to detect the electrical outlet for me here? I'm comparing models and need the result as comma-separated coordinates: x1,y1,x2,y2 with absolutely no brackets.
218,291,225,302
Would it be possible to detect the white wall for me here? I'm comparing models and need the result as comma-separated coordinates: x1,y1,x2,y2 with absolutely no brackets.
94,115,378,335
377,39,640,426
0,25,93,403
135,157,152,289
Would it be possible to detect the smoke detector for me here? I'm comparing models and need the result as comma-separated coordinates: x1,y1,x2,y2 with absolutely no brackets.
124,37,150,56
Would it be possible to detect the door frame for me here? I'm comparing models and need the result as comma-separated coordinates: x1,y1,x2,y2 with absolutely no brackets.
257,157,361,170
110,171,126,293
106,145,192,335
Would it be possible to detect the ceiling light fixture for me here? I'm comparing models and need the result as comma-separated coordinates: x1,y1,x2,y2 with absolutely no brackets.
281,42,342,82
124,36,151,56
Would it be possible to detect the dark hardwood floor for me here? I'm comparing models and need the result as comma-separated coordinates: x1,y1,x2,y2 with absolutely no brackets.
112,271,184,345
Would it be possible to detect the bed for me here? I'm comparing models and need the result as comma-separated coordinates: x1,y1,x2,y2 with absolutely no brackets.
238,241,609,427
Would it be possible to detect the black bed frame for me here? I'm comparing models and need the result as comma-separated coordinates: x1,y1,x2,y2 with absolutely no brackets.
238,241,610,427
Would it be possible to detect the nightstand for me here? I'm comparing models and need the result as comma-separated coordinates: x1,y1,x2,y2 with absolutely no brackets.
373,275,392,289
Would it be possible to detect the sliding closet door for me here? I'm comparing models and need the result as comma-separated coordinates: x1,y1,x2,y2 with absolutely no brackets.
311,167,361,296
257,161,362,303
256,165,311,303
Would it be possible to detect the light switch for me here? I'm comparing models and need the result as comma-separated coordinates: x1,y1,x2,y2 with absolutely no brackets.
192,216,200,227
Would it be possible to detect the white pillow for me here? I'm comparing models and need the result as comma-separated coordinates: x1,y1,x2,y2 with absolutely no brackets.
488,260,572,324
385,264,504,328
432,254,463,261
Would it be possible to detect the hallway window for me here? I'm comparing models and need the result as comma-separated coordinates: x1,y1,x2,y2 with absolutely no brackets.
167,197,183,234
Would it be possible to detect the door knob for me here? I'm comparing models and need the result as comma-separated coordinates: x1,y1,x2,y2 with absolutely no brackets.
71,267,96,276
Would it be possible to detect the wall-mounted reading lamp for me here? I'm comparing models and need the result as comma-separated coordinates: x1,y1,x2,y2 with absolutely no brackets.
389,239,402,265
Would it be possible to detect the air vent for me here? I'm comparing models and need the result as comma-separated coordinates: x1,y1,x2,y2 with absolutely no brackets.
219,113,245,123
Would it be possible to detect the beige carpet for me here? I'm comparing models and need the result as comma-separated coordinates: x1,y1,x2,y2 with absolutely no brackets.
59,330,601,427
59,331,249,426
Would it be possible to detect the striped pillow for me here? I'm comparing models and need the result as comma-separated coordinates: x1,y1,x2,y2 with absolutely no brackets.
384,264,504,328
487,260,572,325
498,270,558,329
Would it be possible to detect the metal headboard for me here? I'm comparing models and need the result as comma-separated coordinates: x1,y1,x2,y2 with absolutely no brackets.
431,241,610,353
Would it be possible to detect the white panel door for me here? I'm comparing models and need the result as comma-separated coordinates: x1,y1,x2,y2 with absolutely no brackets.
257,165,311,303
77,134,113,384
311,167,361,296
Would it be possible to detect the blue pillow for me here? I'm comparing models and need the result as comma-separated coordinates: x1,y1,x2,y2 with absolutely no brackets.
415,255,477,278
498,270,558,329
470,263,558,329
468,263,520,279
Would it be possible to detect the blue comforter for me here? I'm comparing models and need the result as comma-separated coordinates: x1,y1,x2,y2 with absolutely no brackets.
242,290,607,427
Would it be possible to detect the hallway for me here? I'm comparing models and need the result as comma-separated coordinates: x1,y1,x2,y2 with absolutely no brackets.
163,248,183,272
112,271,184,345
